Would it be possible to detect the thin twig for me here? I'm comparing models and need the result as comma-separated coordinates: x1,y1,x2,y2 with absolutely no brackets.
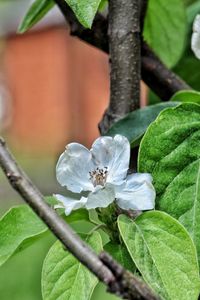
99,0,141,133
0,138,159,300
54,0,191,102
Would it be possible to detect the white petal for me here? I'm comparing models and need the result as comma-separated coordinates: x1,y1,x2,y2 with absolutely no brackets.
193,14,200,32
86,184,115,209
91,135,130,185
56,143,94,193
125,173,153,189
54,194,88,216
192,15,200,59
115,173,155,210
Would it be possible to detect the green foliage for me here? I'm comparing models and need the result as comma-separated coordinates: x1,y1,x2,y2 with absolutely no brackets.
106,102,178,147
170,90,200,103
42,232,102,300
0,205,47,268
0,203,89,269
64,0,102,28
143,0,187,67
118,213,200,300
138,103,200,262
18,0,55,33
98,0,108,12
104,242,135,273
174,56,200,90
19,0,101,33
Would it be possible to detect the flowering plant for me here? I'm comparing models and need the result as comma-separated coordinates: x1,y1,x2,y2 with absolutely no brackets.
54,135,155,216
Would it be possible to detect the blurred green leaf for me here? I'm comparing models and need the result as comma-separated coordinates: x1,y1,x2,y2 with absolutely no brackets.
118,213,200,300
106,102,179,147
18,0,55,33
0,201,90,269
0,205,47,268
104,242,135,273
98,0,108,12
174,55,200,90
42,232,102,300
143,0,187,67
138,103,200,263
170,89,200,103
65,0,102,28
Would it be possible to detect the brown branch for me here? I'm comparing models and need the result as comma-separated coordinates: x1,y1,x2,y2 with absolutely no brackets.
0,138,160,300
99,0,141,133
141,43,191,100
54,0,191,101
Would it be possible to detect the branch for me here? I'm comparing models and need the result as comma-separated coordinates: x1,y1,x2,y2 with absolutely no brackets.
141,43,190,100
54,0,191,101
99,0,141,133
0,138,160,300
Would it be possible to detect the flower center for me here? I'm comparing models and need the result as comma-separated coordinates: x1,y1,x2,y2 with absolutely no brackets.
89,167,108,187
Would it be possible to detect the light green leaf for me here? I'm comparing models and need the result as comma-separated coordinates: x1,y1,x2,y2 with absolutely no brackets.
0,203,90,268
0,205,47,267
118,213,200,300
106,102,179,147
138,103,200,262
42,232,102,300
104,242,135,273
98,0,108,12
170,90,200,104
18,0,55,33
143,0,186,67
65,0,102,28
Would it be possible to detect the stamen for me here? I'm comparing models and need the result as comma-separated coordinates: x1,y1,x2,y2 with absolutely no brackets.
89,167,108,187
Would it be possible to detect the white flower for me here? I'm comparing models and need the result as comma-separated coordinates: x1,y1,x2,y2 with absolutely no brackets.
54,135,155,215
191,14,200,59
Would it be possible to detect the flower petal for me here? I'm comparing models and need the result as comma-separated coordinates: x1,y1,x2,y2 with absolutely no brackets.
54,194,88,216
192,15,200,59
91,135,130,185
56,143,94,193
115,173,155,210
86,184,115,209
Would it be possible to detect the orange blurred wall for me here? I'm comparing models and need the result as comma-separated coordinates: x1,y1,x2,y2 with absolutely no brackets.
3,27,109,154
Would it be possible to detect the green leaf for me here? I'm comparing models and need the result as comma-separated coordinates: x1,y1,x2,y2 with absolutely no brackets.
104,242,135,273
106,102,179,147
143,0,186,67
138,103,200,262
42,232,102,300
98,0,108,12
18,0,55,33
65,0,102,28
0,203,90,268
170,90,200,104
174,56,200,90
118,213,200,300
0,205,47,267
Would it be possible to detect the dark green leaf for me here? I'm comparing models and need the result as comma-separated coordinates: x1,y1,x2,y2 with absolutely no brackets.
42,232,102,300
138,103,200,263
143,0,187,67
118,213,200,300
106,102,179,147
104,242,135,273
174,56,200,90
18,0,55,33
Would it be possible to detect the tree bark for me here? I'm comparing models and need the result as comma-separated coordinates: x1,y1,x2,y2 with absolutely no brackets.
99,0,141,133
